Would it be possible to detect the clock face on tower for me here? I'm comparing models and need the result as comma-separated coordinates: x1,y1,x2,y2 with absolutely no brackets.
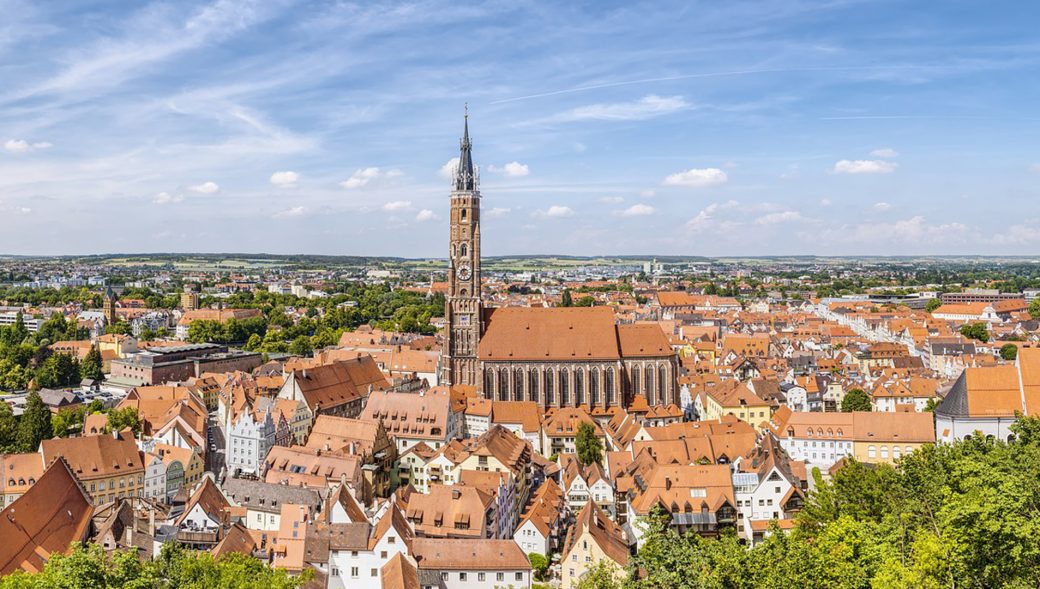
458,264,472,281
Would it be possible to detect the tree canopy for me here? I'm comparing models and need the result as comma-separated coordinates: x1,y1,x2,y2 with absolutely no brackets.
575,421,603,466
841,388,872,412
0,542,309,589
579,416,1040,589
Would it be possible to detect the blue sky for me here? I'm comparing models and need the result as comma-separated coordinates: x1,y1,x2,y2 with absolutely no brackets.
1,0,1039,257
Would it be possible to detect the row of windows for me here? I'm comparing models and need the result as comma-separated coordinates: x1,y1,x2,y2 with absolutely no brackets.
486,366,632,405
866,445,916,459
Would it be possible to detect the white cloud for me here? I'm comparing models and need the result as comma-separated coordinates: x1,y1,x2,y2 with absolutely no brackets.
640,190,656,198
832,159,898,174
342,167,379,189
439,158,459,180
382,200,412,212
663,167,728,187
820,198,832,206
340,167,403,189
415,209,438,222
274,206,307,218
992,219,1040,245
618,204,655,217
550,94,689,122
755,211,803,225
685,200,739,230
270,171,299,186
488,161,529,177
873,202,892,211
4,139,29,153
31,142,52,150
538,205,574,218
486,207,511,218
818,216,967,245
189,181,219,194
869,148,899,158
153,191,183,205
18,207,31,214
599,196,624,204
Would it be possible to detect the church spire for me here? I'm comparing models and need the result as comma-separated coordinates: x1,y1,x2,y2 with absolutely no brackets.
454,105,477,191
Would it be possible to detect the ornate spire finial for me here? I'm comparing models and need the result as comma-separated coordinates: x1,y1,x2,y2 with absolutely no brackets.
455,106,476,191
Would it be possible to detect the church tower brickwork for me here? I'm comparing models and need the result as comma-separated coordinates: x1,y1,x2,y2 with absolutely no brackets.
442,111,483,386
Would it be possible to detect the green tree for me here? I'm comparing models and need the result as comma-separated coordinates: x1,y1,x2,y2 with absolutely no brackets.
289,335,313,357
575,421,603,466
574,560,625,589
1029,297,1040,318
0,400,17,451
34,353,80,389
16,390,52,451
106,406,141,435
841,387,872,412
244,333,263,351
80,344,104,381
528,553,549,581
925,298,942,313
959,321,989,343
575,296,595,307
561,289,574,307
1000,343,1019,361
51,406,86,438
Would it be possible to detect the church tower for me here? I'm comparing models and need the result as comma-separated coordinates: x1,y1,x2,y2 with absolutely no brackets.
103,285,118,326
442,110,483,387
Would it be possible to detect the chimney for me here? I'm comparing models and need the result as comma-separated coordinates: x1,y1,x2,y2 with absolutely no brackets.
452,489,461,500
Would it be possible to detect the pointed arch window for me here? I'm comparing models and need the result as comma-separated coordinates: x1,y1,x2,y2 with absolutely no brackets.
645,366,655,402
545,369,555,405
529,370,539,403
606,368,616,405
499,370,509,401
590,369,600,406
514,369,524,401
559,369,570,406
632,369,640,395
659,365,667,403
575,369,585,406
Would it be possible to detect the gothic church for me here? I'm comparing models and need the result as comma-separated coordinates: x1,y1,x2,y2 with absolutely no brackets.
441,115,679,408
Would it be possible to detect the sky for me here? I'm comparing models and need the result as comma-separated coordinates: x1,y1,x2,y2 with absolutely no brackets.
1,0,1039,257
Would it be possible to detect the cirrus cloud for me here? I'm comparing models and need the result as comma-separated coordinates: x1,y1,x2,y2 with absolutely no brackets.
869,148,899,158
274,206,307,218
663,167,728,187
547,94,689,123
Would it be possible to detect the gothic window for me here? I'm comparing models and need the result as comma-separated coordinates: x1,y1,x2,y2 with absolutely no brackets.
606,368,616,405
590,369,600,405
514,369,524,401
499,370,509,401
575,369,584,406
484,370,494,398
451,244,456,257
461,209,467,220
659,365,667,403
645,366,655,403
461,243,468,257
529,370,539,402
631,369,640,395
545,369,554,405
460,288,468,297
559,368,569,406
